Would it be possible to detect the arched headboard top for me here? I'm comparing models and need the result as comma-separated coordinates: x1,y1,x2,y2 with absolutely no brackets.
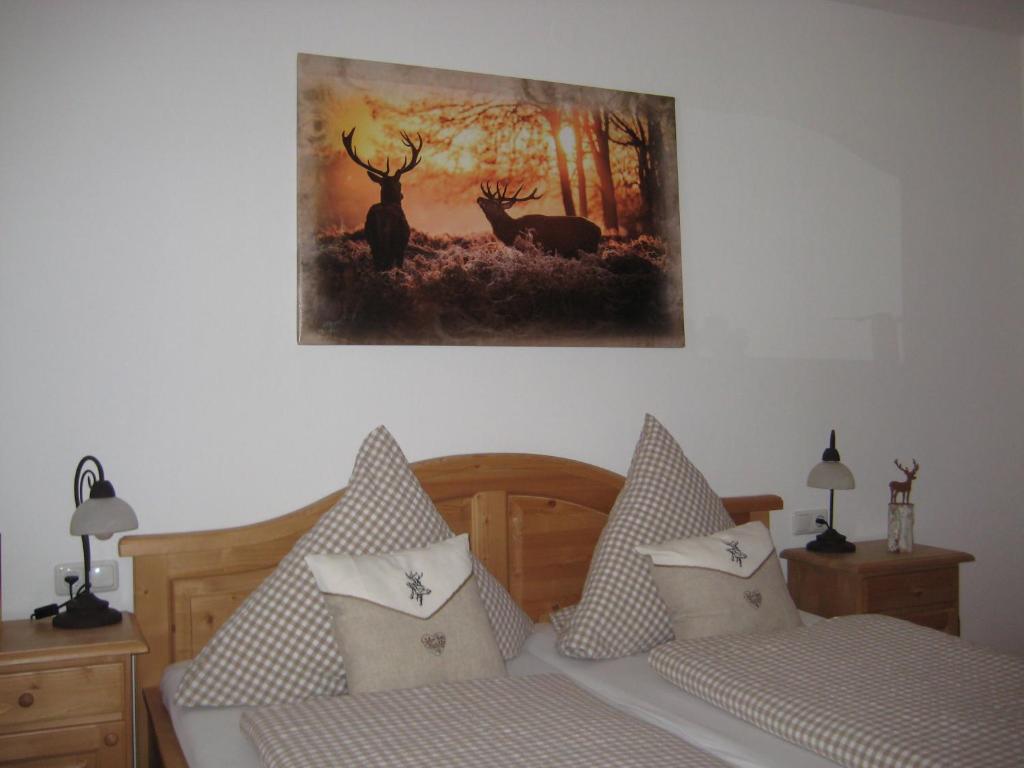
120,453,626,558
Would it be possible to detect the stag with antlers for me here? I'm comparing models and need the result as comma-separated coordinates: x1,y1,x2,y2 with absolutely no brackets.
477,181,601,258
341,127,423,270
889,459,919,503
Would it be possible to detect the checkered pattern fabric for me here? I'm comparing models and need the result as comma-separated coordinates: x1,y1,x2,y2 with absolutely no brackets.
556,414,733,658
241,673,728,768
549,603,576,639
649,614,1024,768
175,426,532,707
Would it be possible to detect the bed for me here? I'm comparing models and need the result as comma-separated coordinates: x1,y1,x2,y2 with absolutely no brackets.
120,451,788,768
121,437,1024,768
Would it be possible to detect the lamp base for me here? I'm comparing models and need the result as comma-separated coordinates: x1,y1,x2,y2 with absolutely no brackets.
52,590,123,629
806,526,856,554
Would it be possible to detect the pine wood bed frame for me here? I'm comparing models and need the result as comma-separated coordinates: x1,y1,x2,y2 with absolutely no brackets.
119,452,783,768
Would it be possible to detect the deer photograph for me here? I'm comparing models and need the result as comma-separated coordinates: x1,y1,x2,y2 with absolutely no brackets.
298,54,682,347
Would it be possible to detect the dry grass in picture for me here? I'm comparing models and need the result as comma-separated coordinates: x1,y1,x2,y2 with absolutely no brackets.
298,54,683,347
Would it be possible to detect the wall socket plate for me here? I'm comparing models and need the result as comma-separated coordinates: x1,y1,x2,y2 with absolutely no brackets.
792,509,829,536
54,560,119,596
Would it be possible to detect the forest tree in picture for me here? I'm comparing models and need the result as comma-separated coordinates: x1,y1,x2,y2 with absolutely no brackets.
297,54,683,347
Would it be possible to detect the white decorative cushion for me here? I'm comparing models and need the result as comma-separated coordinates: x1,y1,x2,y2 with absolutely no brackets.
306,535,474,619
556,414,734,659
636,521,774,573
638,522,801,639
175,426,531,706
308,536,506,693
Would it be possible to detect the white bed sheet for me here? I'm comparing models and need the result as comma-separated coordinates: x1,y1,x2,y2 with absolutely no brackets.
160,663,261,768
161,613,836,768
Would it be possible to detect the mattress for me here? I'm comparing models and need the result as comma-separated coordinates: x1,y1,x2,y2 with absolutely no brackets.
161,613,834,768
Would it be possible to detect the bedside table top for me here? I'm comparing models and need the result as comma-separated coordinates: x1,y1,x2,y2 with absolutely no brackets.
0,611,148,667
780,540,974,575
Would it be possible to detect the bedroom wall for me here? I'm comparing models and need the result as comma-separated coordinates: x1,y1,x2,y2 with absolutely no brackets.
1,0,1022,653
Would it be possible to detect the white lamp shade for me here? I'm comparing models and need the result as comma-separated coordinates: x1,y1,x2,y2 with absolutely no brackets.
70,497,139,539
807,460,855,491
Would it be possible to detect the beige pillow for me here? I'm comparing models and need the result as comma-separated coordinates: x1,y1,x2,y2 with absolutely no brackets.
638,522,801,640
322,577,506,694
308,535,506,694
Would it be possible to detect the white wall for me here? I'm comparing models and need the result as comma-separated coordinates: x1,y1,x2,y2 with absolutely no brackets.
1,0,1022,654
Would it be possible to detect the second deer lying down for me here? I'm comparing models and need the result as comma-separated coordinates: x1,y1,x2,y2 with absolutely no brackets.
477,182,601,257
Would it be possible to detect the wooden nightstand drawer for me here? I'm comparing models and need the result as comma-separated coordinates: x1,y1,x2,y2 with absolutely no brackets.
0,664,123,733
0,722,125,767
864,567,957,612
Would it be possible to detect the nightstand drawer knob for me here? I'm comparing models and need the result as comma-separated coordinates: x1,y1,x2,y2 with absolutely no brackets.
18,692,34,708
104,732,119,747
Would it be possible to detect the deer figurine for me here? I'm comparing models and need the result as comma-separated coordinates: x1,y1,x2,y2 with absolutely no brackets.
477,181,601,258
341,127,423,270
889,459,919,503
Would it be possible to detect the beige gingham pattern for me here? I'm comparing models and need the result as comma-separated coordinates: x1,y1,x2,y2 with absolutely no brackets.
557,414,733,658
241,673,728,768
649,614,1024,768
175,426,532,707
549,603,576,639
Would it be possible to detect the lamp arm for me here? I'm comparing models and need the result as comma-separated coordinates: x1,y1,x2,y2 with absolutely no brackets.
80,534,92,592
74,455,104,508
73,456,104,595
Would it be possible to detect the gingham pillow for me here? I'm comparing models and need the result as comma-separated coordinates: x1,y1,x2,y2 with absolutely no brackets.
556,414,734,659
175,426,532,707
549,604,576,639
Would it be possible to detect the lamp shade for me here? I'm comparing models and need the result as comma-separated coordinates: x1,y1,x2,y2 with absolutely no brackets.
70,496,138,539
807,460,855,491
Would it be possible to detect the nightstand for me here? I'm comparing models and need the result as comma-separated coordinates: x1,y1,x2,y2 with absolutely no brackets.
0,612,148,767
780,540,974,635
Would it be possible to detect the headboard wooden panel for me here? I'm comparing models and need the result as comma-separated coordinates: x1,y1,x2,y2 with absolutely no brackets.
120,453,782,693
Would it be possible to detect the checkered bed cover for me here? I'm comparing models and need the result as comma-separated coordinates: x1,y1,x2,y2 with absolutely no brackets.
649,614,1024,768
241,673,727,767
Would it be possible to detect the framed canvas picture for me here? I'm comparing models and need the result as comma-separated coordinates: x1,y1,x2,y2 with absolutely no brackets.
298,54,683,347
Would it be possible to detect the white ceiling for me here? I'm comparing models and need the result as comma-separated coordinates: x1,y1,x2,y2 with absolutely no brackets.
830,0,1024,34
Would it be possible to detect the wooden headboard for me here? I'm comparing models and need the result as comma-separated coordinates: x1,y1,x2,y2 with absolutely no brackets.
119,452,782,693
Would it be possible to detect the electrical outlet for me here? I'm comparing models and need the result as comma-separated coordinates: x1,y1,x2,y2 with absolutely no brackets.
792,509,828,536
54,560,118,596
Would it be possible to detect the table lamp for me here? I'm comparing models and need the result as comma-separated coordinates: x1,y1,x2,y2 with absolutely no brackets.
53,455,138,628
806,430,856,553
